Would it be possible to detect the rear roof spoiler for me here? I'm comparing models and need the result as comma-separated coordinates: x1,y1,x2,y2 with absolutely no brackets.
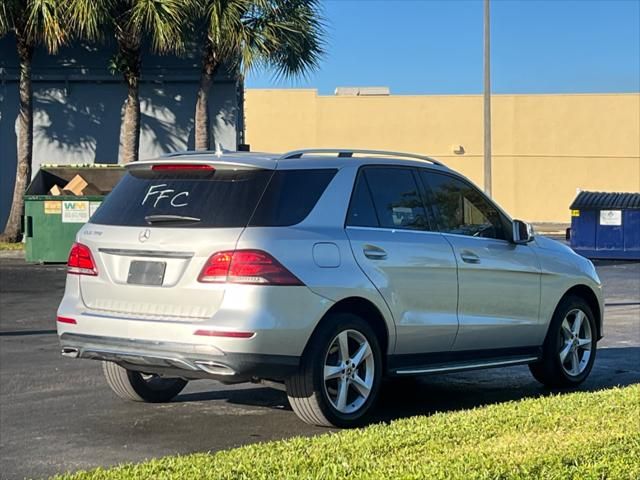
129,155,277,171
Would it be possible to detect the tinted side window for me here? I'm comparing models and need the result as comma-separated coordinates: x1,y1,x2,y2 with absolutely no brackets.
364,167,429,230
249,169,337,226
346,173,379,227
421,171,506,240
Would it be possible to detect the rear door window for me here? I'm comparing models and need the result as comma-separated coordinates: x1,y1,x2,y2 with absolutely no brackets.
249,169,337,226
359,167,430,230
90,168,273,228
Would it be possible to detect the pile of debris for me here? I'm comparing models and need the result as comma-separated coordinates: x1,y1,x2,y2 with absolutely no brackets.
48,174,102,196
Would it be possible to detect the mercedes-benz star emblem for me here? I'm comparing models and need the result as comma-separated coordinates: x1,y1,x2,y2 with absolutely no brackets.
138,229,151,243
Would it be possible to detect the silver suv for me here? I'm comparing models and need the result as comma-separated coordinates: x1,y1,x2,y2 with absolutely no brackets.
57,149,603,427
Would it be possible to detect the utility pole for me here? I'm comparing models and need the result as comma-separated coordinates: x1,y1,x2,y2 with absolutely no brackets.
483,0,492,197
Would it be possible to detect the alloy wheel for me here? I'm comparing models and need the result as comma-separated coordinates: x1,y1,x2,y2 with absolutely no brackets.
558,308,592,376
323,329,375,414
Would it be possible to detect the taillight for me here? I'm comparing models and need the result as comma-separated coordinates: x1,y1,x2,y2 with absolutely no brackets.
67,242,98,276
198,250,303,286
198,251,234,283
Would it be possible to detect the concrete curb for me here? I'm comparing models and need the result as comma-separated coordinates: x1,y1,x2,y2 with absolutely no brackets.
532,223,570,236
0,250,25,259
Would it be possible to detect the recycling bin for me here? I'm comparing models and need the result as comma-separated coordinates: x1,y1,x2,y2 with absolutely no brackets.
569,191,640,260
23,164,125,263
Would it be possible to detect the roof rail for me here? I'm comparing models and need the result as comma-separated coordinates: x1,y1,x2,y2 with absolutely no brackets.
280,149,445,166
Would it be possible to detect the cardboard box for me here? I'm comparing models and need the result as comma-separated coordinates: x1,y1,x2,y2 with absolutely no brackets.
63,174,89,196
48,185,75,195
48,184,63,196
49,175,102,196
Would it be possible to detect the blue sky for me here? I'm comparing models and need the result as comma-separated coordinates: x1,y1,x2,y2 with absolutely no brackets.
246,0,640,94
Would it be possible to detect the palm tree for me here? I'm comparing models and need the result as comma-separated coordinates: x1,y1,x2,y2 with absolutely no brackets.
66,0,191,163
194,0,325,150
0,0,66,243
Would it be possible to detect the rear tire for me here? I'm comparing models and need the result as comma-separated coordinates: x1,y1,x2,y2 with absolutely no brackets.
529,295,597,388
286,313,383,428
102,361,188,403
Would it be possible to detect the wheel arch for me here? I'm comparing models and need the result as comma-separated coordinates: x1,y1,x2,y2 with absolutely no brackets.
305,296,391,358
557,284,603,339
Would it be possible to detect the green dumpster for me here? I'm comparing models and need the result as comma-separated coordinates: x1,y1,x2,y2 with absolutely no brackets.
24,164,125,263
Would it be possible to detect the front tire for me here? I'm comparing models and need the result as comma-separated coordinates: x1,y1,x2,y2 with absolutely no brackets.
286,313,383,427
102,361,188,403
530,295,597,388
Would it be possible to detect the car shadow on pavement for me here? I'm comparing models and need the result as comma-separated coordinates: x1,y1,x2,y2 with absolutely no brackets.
176,385,290,408
175,346,640,425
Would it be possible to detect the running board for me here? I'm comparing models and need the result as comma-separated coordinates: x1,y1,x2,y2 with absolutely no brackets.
392,355,540,376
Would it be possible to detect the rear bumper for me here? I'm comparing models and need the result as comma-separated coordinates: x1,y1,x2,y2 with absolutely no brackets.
58,278,332,358
59,333,299,383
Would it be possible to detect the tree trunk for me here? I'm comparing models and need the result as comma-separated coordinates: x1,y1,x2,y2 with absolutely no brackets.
1,37,34,243
195,43,218,151
117,37,141,164
120,73,140,163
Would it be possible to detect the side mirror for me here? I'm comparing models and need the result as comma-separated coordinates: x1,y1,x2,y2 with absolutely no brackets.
512,219,534,244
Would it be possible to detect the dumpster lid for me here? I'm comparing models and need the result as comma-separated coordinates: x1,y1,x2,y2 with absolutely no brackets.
570,191,640,210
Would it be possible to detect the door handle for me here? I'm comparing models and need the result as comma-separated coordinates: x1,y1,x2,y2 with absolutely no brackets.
363,245,387,260
460,251,480,264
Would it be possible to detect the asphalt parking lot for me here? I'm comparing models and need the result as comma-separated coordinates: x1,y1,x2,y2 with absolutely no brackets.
1,253,639,479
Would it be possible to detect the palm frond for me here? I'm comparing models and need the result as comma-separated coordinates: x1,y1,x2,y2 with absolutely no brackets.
201,0,325,78
128,0,195,54
258,0,326,79
0,0,20,37
65,0,113,42
25,0,67,53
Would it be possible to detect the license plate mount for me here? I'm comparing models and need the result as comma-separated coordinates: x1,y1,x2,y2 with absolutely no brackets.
127,260,166,286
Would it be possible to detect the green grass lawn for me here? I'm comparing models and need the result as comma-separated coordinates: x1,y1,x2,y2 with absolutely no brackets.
54,385,640,480
0,242,24,251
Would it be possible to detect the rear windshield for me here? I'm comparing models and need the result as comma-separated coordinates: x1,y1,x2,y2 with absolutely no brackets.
90,167,336,228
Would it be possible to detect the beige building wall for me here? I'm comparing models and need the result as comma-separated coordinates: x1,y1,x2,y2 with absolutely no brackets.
245,90,640,223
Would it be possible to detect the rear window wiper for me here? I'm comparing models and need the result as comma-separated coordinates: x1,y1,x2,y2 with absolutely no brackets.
144,214,201,225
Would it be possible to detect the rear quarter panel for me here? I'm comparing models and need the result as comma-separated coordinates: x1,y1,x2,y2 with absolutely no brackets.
236,165,397,353
236,225,397,354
